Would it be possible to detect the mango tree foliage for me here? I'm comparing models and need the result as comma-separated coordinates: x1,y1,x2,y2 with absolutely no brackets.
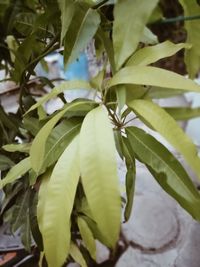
179,0,200,78
1,0,200,266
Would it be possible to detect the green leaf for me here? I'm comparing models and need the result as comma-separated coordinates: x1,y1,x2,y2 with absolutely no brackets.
26,80,92,114
3,143,31,153
38,136,80,267
126,126,200,220
44,119,81,169
64,4,100,66
30,101,93,173
80,106,121,248
58,0,75,43
113,0,158,69
114,129,124,159
126,41,191,67
140,27,158,45
116,86,126,115
128,100,200,180
29,191,43,251
179,0,200,78
69,242,87,267
107,66,200,93
11,189,31,232
78,216,96,260
0,157,31,189
164,107,200,121
97,28,116,73
0,155,14,171
122,138,136,222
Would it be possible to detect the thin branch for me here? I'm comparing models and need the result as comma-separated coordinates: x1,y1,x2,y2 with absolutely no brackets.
154,14,200,24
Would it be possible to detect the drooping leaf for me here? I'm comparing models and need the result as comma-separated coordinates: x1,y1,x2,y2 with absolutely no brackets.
11,189,31,233
128,100,200,180
78,216,96,260
0,155,14,171
113,0,158,69
164,107,200,121
179,0,200,78
58,0,75,43
114,129,124,159
69,242,87,267
126,126,200,220
126,41,191,67
0,157,31,189
107,66,200,93
29,191,43,251
30,101,94,173
80,106,121,248
26,80,92,114
122,137,136,222
37,169,52,235
64,4,100,66
39,137,80,267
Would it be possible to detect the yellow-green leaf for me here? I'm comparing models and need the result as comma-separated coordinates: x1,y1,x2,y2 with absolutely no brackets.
126,41,191,67
107,66,200,93
3,143,31,153
128,100,200,180
69,242,87,267
30,101,91,173
37,169,52,234
179,0,200,78
78,217,96,260
39,136,80,267
80,106,121,248
0,157,31,189
164,107,200,121
113,0,158,69
26,80,92,114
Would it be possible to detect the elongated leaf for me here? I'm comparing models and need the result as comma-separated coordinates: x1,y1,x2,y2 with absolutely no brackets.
122,138,136,222
80,106,121,248
3,143,31,153
0,155,14,171
128,100,200,180
179,0,200,78
26,80,92,114
126,126,200,220
37,169,52,235
69,242,87,267
117,86,126,115
107,66,200,93
11,189,31,232
30,101,93,173
58,0,75,43
39,137,80,267
113,0,158,69
64,5,100,66
78,217,96,260
126,41,191,67
165,107,200,121
44,119,81,168
0,157,31,189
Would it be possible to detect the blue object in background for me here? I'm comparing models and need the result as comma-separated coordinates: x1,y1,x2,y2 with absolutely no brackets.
60,52,89,81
